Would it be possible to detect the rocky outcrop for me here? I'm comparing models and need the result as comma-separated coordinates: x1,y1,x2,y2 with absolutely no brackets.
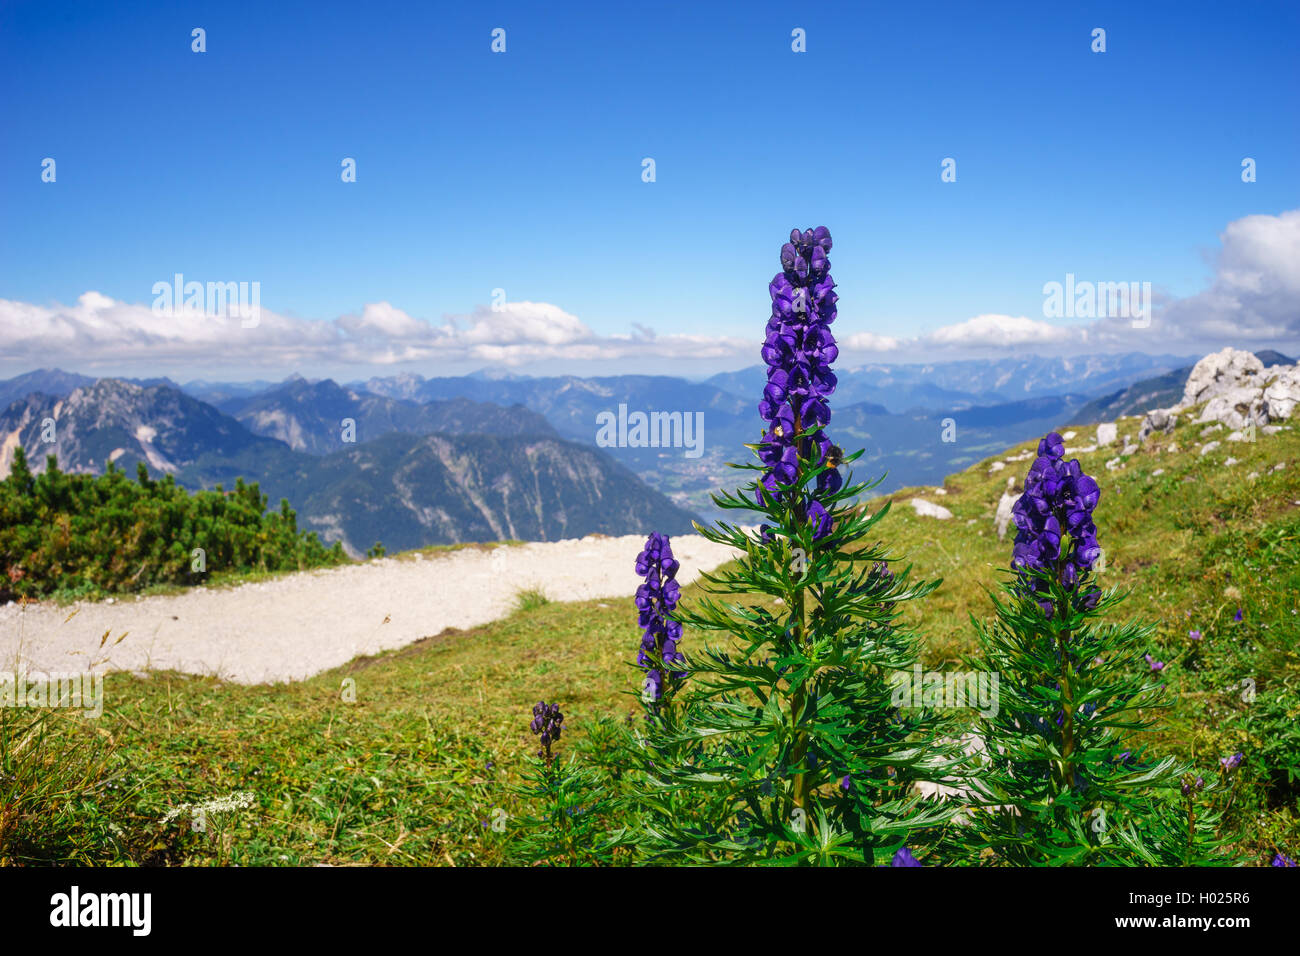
1157,348,1300,432
1181,348,1268,406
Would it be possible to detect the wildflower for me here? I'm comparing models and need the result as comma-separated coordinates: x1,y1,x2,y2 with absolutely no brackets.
635,532,684,700
1010,432,1102,616
1273,852,1297,867
758,227,841,539
1188,630,1202,640
1233,608,1244,623
160,790,256,826
840,774,851,791
891,846,922,867
1145,653,1165,672
530,701,564,765
1220,751,1243,771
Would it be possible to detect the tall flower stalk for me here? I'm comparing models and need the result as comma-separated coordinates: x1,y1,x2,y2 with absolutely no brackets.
626,227,958,865
635,533,684,704
512,701,619,865
965,433,1228,864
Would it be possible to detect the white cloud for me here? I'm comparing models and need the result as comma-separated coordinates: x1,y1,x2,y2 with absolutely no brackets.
839,209,1300,358
2,210,1295,376
1159,208,1300,343
842,331,902,351
0,292,750,372
923,314,1075,348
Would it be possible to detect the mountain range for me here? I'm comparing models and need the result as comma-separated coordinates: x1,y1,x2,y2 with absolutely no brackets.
1,350,1292,549
0,379,696,555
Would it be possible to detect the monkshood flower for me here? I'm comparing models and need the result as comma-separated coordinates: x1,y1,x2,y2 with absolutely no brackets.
758,227,843,540
635,532,684,701
891,847,922,867
530,701,564,764
1010,432,1102,618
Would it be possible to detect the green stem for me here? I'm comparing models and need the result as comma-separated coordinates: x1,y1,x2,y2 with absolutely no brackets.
1056,629,1075,795
787,412,814,832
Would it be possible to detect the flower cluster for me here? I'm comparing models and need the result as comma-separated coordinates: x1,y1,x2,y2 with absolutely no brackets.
1010,432,1102,616
635,532,684,701
758,227,842,539
530,701,564,764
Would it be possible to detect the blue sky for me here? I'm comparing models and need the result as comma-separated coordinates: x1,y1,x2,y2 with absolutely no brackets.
1,0,1297,380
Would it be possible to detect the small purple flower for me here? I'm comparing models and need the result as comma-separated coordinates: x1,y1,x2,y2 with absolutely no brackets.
1220,751,1243,771
840,774,851,791
1145,653,1165,672
1234,607,1244,623
891,847,922,867
1273,852,1297,867
1188,630,1202,641
530,701,564,764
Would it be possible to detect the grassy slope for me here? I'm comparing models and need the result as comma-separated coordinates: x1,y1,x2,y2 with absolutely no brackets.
12,411,1298,866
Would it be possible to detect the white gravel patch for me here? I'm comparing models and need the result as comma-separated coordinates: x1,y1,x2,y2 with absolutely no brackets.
0,533,741,685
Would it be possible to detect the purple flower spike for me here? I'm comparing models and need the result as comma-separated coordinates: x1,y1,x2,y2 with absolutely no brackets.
635,532,685,701
757,227,842,537
530,701,564,765
1010,433,1103,615
1220,751,1243,771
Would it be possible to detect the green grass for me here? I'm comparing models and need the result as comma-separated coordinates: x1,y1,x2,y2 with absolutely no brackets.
512,588,551,614
3,410,1297,865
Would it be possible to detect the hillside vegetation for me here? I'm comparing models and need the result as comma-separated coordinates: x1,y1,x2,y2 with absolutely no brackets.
0,448,344,602
2,410,1296,865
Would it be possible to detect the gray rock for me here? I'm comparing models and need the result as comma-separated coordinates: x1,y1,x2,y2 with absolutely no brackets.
1180,347,1266,407
994,477,1019,541
911,498,953,520
1138,408,1177,442
1198,386,1269,431
1263,367,1300,420
1200,441,1221,455
1096,422,1118,446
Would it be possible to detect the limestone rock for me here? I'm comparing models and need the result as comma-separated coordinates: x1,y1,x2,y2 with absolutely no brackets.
1181,347,1266,407
911,498,953,520
1096,422,1118,446
1138,409,1177,443
994,477,1019,541
1264,367,1300,420
1198,386,1269,431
